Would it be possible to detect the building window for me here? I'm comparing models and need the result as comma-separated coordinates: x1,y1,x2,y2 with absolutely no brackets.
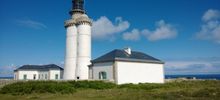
99,71,107,80
42,74,44,79
38,74,40,79
23,74,27,80
33,74,36,80
55,74,59,79
45,74,47,79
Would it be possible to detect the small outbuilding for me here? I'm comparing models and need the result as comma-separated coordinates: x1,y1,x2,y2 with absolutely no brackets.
89,48,165,84
14,64,63,80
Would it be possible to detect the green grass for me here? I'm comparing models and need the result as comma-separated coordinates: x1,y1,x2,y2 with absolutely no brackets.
0,80,220,100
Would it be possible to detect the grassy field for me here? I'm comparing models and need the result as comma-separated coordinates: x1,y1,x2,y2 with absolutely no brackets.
0,80,220,100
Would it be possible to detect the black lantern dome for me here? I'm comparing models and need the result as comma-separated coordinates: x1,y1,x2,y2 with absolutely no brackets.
69,0,85,15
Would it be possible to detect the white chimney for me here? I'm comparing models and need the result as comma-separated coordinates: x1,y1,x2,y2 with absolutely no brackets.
124,47,131,55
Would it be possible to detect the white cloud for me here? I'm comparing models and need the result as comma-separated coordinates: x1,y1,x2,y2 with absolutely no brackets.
143,20,177,41
92,16,130,40
196,9,220,43
17,19,47,29
164,57,220,75
122,29,140,41
122,20,177,41
202,9,220,22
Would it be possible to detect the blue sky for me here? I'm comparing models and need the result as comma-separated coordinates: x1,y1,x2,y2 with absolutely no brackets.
1,0,220,76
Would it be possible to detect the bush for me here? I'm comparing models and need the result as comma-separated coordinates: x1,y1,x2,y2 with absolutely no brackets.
68,80,116,89
118,83,165,90
0,80,116,95
0,81,75,95
1,80,219,96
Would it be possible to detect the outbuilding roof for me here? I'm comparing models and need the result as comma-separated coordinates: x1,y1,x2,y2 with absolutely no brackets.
92,49,164,64
14,64,63,71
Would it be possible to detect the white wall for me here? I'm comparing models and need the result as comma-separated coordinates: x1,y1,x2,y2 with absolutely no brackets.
92,62,114,81
63,25,77,80
116,61,164,84
49,70,62,80
14,72,18,80
76,24,91,80
89,67,93,79
38,71,48,80
17,70,38,80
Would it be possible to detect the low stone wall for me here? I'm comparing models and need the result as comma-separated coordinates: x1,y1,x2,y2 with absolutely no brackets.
0,79,18,88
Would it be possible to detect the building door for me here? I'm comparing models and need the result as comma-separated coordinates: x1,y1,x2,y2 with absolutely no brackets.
33,74,36,80
23,74,27,80
55,74,59,80
99,71,107,80
45,74,48,80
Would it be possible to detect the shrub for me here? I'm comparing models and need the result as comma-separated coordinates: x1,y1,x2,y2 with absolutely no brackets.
1,80,219,96
118,83,165,90
0,80,116,95
68,80,116,89
0,81,75,95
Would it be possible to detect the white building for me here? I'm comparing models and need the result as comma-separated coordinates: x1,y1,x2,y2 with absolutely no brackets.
89,48,165,84
14,64,63,80
63,0,92,80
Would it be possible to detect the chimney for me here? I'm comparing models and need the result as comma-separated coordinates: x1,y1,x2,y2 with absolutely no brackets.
124,47,131,55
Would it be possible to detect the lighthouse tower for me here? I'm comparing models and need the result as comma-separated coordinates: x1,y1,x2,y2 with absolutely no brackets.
63,0,92,80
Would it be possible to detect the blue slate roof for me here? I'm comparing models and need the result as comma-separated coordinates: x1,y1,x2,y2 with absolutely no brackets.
92,49,164,64
14,64,63,71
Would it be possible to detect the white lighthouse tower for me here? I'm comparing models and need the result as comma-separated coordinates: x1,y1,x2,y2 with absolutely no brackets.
63,0,92,80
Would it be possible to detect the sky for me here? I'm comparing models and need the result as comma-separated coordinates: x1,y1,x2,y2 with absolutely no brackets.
0,0,220,77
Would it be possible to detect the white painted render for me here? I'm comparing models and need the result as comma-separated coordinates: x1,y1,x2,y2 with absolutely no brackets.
14,71,18,80
116,61,164,84
90,61,164,84
76,24,91,80
89,67,93,79
91,62,114,81
17,70,38,80
63,25,78,80
49,70,63,80
38,71,48,80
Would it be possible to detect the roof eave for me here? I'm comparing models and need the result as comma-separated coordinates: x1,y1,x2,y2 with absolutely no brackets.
115,58,164,64
92,58,164,64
